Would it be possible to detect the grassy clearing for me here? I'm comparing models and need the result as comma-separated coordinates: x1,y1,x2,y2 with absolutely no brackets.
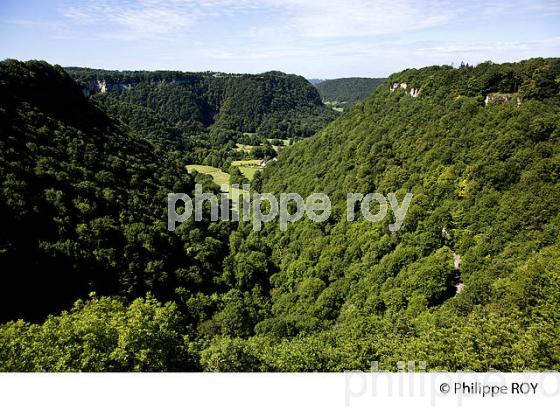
323,100,345,112
231,160,262,180
235,143,256,153
238,166,259,180
186,163,260,199
186,165,230,187
231,159,261,166
237,139,290,153
267,138,290,146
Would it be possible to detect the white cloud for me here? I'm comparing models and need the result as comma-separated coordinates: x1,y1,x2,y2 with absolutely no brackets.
62,0,204,40
268,0,456,39
253,0,560,39
60,0,560,42
200,34,560,78
413,37,560,60
60,0,460,41
11,0,556,76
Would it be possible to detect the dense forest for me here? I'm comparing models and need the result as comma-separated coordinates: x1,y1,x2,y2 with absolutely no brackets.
65,68,338,169
0,60,233,324
1,58,559,371
315,77,385,109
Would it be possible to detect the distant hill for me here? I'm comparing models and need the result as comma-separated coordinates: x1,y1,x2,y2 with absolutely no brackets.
63,68,339,168
315,77,385,110
65,68,338,140
307,78,325,85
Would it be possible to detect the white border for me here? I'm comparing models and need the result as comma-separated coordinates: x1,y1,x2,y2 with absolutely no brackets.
0,372,558,410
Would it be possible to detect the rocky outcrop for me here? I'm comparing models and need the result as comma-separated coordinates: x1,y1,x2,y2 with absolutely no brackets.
484,92,521,106
441,226,451,240
453,253,463,294
82,80,104,97
82,79,133,96
441,225,464,295
453,253,461,270
80,78,199,97
390,82,419,97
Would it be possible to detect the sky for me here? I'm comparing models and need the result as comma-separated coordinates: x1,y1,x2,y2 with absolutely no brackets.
1,0,560,78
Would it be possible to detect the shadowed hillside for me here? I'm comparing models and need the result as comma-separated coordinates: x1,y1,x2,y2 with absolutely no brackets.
315,77,385,110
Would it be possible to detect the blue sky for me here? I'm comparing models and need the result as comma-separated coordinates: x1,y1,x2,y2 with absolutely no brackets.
1,0,559,78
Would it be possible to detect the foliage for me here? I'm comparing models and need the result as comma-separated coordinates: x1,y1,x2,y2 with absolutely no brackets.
0,60,231,321
211,58,560,371
66,67,339,169
2,58,560,372
0,294,193,371
315,77,385,109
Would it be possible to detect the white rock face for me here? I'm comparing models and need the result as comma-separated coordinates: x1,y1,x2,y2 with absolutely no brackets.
453,253,461,270
390,82,419,97
81,80,134,96
484,93,520,106
453,252,463,294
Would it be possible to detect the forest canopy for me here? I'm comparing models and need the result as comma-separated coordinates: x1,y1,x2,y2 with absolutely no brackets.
1,58,560,371
314,77,385,109
63,68,339,169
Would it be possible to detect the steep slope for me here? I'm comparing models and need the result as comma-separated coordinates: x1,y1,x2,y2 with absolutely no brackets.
315,77,385,109
203,58,560,371
2,58,559,372
0,60,231,322
66,68,338,140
